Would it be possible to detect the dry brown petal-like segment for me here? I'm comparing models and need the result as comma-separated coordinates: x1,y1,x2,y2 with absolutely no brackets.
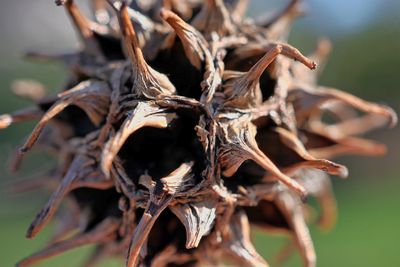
219,119,307,197
260,127,348,178
221,211,269,267
25,152,104,239
17,80,110,158
192,0,236,39
101,101,177,176
160,8,208,70
170,198,217,249
160,9,222,105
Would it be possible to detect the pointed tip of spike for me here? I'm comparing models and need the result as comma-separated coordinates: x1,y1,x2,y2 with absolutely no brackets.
337,165,349,179
386,106,398,128
159,7,169,19
25,223,37,239
0,114,12,129
310,61,317,70
55,0,68,6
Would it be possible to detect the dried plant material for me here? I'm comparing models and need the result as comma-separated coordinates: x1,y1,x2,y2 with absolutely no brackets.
126,162,194,267
170,198,217,249
2,1,396,266
191,0,236,38
223,211,269,267
101,101,177,176
17,218,120,267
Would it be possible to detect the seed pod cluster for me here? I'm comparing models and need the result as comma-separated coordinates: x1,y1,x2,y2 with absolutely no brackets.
2,0,396,267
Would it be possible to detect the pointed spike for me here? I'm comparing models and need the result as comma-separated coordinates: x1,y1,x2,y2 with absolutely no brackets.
18,100,71,156
18,218,118,267
0,108,42,129
220,122,307,197
244,45,284,86
126,162,194,266
273,127,348,178
224,211,270,267
191,0,235,37
160,8,207,69
63,0,103,57
250,145,307,197
126,213,154,267
225,43,316,108
26,156,87,239
275,192,316,267
296,159,348,178
279,43,317,70
118,2,149,76
323,113,389,138
0,114,12,129
319,86,397,128
307,135,387,159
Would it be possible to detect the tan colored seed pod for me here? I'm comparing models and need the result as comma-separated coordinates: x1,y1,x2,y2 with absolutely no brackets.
2,1,396,267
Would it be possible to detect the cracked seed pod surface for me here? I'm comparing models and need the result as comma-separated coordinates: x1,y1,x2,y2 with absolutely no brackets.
2,0,397,266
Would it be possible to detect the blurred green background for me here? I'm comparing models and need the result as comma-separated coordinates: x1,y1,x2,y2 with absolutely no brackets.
0,0,399,266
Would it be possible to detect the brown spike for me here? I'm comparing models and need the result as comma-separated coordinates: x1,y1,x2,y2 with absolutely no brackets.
118,2,150,77
17,80,109,160
273,127,348,178
160,8,208,70
117,3,176,97
62,0,104,57
224,44,315,108
319,86,398,128
191,0,236,38
18,218,119,267
26,155,92,239
0,108,42,129
126,163,194,267
275,191,316,267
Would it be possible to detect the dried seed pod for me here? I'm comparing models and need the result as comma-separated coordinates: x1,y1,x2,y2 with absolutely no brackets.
2,1,396,267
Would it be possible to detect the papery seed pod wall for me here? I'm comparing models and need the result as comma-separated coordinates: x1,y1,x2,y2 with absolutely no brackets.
1,0,397,267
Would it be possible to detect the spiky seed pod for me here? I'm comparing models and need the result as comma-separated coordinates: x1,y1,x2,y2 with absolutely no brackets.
2,0,396,267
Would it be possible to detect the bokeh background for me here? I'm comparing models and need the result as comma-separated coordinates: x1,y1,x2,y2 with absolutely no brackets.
0,0,399,266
